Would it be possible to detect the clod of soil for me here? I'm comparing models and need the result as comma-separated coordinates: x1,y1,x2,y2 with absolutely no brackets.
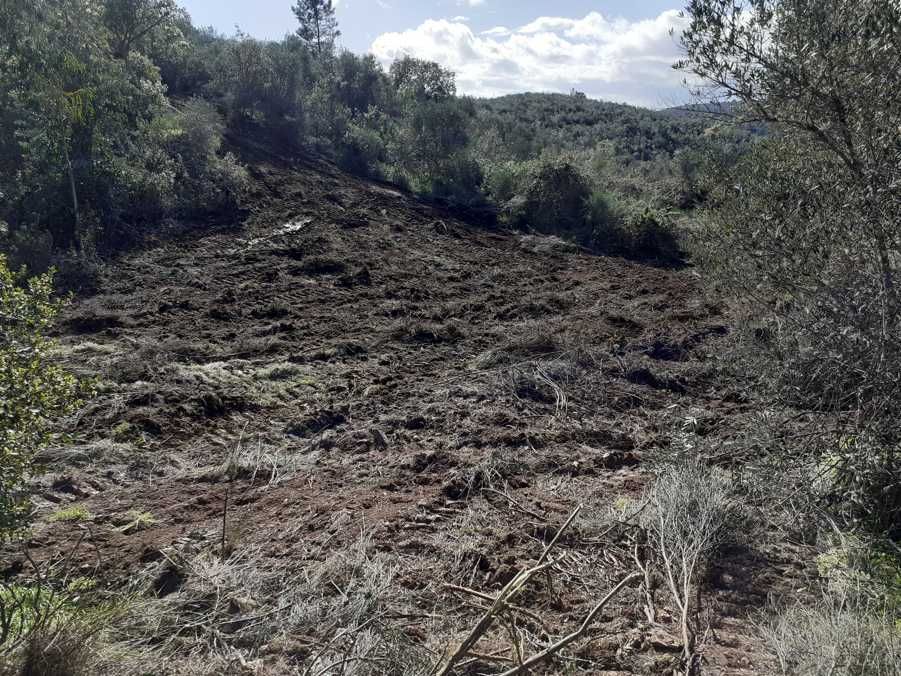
285,408,348,437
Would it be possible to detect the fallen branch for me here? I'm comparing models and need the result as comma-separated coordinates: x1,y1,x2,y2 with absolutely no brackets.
436,505,582,676
443,584,549,630
496,571,640,676
482,488,545,521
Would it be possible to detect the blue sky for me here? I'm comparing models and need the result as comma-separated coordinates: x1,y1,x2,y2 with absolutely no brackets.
177,1,692,107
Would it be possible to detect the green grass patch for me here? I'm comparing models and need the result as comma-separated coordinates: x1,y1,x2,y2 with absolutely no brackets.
50,505,92,523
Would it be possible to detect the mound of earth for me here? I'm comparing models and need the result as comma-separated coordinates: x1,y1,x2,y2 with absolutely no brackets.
8,156,801,674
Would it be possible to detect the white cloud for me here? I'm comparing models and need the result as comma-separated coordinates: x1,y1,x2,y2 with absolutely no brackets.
370,10,691,108
451,15,469,22
458,0,485,6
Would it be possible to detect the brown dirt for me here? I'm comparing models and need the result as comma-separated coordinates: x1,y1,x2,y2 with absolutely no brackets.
7,156,807,674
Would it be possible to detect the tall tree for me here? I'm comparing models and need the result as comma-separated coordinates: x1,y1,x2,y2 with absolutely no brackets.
291,0,339,56
679,0,901,533
389,56,456,102
102,0,182,63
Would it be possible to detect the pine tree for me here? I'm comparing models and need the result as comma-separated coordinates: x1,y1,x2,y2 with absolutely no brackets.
291,0,339,56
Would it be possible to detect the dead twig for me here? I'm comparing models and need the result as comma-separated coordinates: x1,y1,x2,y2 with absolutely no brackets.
436,505,582,676
482,488,545,521
495,572,641,676
443,585,550,631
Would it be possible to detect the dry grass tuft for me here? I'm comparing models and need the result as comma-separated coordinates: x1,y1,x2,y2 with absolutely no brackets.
759,597,901,676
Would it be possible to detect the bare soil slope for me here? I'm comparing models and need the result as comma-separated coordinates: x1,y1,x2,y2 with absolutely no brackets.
12,157,796,674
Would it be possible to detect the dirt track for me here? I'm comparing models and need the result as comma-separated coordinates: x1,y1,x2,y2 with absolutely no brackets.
11,157,799,674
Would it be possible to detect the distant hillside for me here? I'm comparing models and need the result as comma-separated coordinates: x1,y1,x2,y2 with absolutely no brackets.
474,93,711,162
662,101,740,118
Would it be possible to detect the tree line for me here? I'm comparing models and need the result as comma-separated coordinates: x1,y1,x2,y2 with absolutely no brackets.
0,0,485,284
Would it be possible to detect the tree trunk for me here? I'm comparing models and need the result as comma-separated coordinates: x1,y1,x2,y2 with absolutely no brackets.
62,144,81,252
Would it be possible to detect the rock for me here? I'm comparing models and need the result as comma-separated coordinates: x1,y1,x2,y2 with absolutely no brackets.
645,627,682,652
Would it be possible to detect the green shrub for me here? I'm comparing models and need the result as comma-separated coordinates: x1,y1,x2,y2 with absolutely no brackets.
3,228,53,277
514,160,591,241
427,154,484,206
623,206,681,261
0,581,121,673
483,160,530,203
680,0,901,536
586,193,681,262
338,121,388,177
585,189,617,229
815,533,901,611
0,256,81,538
386,167,411,192
167,99,249,216
49,505,92,523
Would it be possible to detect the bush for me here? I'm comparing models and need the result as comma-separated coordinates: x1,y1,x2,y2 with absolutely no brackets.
513,160,591,241
427,154,484,206
167,99,249,217
586,193,681,262
680,0,901,535
825,435,901,536
338,120,388,177
0,581,119,675
621,206,681,262
585,189,617,231
642,461,741,666
483,160,530,204
3,228,53,277
0,257,81,538
760,599,901,675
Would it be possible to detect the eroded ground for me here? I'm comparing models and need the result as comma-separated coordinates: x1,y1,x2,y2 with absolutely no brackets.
6,156,806,674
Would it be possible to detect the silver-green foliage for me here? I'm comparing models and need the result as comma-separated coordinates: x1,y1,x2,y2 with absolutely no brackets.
680,0,901,533
760,599,901,676
643,462,739,663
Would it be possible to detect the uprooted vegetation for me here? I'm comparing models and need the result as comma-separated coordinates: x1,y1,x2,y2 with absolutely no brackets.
5,0,901,665
7,138,895,673
2,154,785,674
2,0,901,672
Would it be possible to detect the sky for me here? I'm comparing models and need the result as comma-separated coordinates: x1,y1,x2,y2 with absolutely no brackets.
176,1,693,108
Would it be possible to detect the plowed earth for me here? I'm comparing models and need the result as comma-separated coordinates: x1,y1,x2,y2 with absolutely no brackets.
8,156,806,674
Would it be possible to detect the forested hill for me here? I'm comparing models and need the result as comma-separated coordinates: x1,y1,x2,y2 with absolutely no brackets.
474,92,710,162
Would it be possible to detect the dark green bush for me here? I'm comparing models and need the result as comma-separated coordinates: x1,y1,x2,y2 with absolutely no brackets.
428,155,484,206
338,120,388,177
623,206,681,261
167,100,249,216
483,161,530,204
514,160,591,240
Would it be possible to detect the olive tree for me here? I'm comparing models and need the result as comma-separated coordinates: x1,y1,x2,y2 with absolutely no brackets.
678,0,901,532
